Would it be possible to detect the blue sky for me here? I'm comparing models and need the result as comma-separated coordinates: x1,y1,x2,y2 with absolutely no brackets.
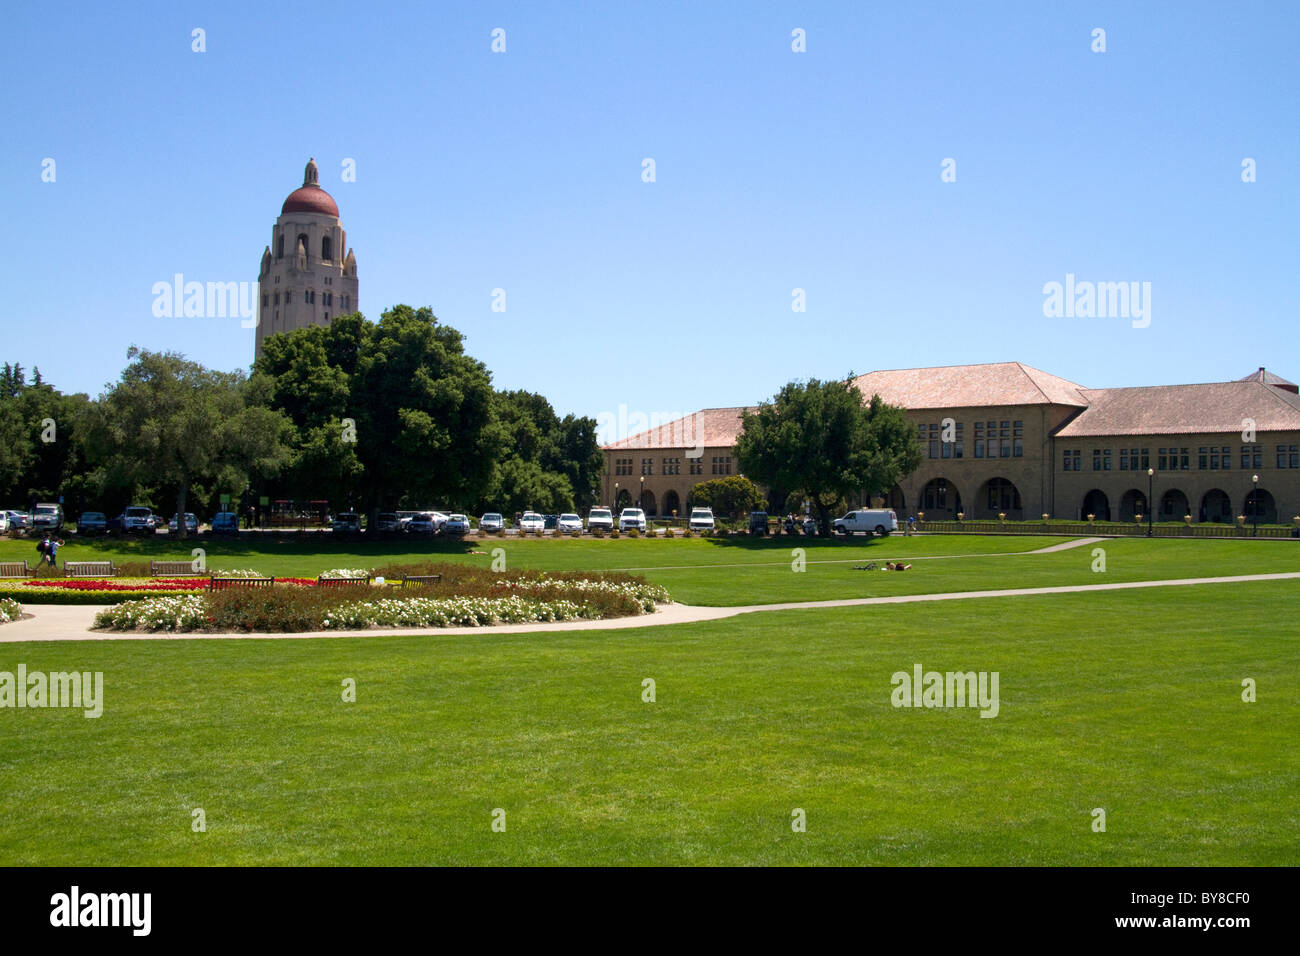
2,0,1296,437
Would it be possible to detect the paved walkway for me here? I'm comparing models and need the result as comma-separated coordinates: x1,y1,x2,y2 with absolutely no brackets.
2,569,1295,643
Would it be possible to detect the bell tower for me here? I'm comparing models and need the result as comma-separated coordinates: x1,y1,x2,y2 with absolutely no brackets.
256,158,359,358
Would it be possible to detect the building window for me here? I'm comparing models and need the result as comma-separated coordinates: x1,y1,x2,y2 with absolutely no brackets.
930,439,940,459
1063,449,1081,471
1092,448,1111,471
1219,446,1230,470
276,235,284,259
688,456,703,475
975,439,985,459
641,458,653,476
262,294,269,308
711,456,732,475
273,292,280,305
1000,438,1011,458
1241,445,1262,469
954,440,963,459
1280,444,1300,468
1013,438,1023,458
662,457,680,475
615,458,632,476
321,236,332,261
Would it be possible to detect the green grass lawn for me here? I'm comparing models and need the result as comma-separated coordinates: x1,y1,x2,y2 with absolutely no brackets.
5,533,1297,606
1,581,1294,865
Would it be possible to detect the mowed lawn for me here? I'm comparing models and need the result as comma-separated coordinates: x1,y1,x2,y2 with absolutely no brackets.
0,580,1295,865
4,533,1299,606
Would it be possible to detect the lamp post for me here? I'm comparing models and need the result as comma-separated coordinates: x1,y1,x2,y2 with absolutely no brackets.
639,475,645,514
1251,474,1259,537
614,482,619,511
1146,467,1154,537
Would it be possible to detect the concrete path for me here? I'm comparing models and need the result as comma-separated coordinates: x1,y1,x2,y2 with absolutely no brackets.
1,569,1295,643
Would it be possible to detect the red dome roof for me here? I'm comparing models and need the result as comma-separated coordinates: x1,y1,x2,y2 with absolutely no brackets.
281,184,339,217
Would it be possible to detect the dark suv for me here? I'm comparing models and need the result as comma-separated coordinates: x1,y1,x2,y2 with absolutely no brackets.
749,511,769,535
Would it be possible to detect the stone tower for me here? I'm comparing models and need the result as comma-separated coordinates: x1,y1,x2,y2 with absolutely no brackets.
256,158,359,358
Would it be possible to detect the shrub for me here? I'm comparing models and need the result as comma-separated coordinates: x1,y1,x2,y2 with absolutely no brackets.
0,597,22,622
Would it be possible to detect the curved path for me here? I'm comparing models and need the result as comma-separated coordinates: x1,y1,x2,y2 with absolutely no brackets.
2,568,1296,643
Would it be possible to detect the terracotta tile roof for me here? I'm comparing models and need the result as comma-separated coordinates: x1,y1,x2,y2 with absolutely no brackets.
1055,381,1300,437
1236,367,1298,391
603,407,754,450
849,362,1088,410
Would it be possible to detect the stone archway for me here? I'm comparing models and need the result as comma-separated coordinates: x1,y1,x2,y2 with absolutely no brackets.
615,489,633,510
1200,489,1231,523
662,489,681,518
1082,489,1111,521
1243,488,1277,524
976,477,1022,519
1118,488,1147,521
640,490,657,516
1160,489,1190,519
919,478,961,519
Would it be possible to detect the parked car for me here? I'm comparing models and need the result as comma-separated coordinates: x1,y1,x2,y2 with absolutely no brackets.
833,508,898,537
118,505,155,535
5,510,30,531
557,513,583,534
332,512,362,534
31,502,64,531
396,511,422,531
168,513,199,534
748,511,770,535
77,511,108,535
211,512,240,534
519,512,545,534
586,507,614,533
375,512,401,533
479,512,505,533
0,511,8,533
618,508,647,532
407,513,439,535
428,511,450,532
688,507,715,532
443,514,470,535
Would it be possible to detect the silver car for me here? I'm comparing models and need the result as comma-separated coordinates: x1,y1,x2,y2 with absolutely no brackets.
479,512,504,533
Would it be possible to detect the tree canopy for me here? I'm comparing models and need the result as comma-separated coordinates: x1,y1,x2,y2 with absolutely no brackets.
733,378,921,533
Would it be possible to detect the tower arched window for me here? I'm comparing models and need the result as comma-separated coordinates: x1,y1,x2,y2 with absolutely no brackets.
297,234,309,257
321,236,332,261
276,235,284,259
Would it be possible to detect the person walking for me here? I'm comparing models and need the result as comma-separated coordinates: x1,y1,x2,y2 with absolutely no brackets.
46,535,64,569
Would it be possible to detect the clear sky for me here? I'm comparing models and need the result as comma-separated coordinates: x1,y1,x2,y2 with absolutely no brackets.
2,1,1295,440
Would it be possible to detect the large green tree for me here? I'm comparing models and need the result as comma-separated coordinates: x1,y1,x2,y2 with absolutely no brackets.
0,363,93,512
483,389,602,514
687,475,764,518
734,378,921,534
87,348,294,537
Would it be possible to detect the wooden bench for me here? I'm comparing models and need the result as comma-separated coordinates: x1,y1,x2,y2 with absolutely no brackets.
208,576,274,591
316,575,371,587
400,574,443,588
63,561,118,577
0,561,31,579
151,560,206,577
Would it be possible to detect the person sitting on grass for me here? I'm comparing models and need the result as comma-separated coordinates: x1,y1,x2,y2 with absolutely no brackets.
884,561,912,571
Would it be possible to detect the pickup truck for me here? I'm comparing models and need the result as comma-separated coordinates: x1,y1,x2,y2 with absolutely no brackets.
833,509,898,536
688,507,715,532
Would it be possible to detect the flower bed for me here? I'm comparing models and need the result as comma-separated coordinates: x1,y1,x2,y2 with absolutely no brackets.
0,597,22,623
93,570,671,632
0,575,319,605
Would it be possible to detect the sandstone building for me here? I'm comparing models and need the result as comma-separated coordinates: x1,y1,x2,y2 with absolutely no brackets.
601,363,1300,525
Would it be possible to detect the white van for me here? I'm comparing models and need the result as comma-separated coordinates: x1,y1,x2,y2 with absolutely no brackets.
832,508,898,536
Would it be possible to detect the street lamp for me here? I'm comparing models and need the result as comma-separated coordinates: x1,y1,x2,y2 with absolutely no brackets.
614,482,619,510
640,475,645,514
1251,474,1259,537
1146,467,1154,537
